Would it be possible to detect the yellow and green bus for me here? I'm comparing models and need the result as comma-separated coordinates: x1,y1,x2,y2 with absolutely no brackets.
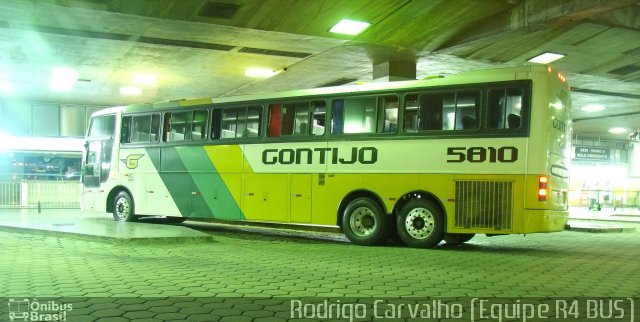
82,65,571,248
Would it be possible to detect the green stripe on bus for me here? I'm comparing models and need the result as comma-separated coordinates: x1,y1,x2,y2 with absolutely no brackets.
147,147,194,217
175,146,244,220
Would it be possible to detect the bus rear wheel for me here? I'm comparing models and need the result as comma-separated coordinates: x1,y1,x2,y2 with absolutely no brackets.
396,199,443,248
113,191,137,222
342,197,389,246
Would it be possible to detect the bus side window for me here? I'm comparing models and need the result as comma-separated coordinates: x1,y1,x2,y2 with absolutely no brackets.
132,115,153,142
292,102,310,135
268,104,282,137
244,105,262,138
420,93,446,130
403,95,419,132
221,108,240,138
452,91,479,130
488,88,523,129
381,95,398,133
163,113,171,142
331,99,344,134
150,114,160,142
211,109,221,139
168,111,190,141
121,116,132,143
333,97,377,134
311,100,325,136
191,109,208,140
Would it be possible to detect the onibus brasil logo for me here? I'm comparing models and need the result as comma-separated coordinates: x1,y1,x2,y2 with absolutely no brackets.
121,154,145,169
7,298,72,321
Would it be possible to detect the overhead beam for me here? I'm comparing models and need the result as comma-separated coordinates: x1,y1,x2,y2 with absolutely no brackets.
434,0,639,52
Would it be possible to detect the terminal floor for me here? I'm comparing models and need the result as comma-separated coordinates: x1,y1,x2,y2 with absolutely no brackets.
0,209,638,321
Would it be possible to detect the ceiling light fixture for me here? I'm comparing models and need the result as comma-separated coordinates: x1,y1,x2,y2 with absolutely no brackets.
0,80,15,94
133,74,157,85
527,52,565,64
329,19,370,35
51,67,79,82
608,127,627,134
120,86,143,96
581,104,606,112
49,82,73,92
244,68,279,78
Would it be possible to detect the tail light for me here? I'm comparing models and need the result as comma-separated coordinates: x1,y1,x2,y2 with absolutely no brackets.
538,176,548,202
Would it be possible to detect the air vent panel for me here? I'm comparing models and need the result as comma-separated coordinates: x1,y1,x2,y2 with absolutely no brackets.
200,2,240,19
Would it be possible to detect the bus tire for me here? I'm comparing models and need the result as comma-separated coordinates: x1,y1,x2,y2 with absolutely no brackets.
444,233,475,244
342,197,389,246
396,199,443,248
112,191,137,222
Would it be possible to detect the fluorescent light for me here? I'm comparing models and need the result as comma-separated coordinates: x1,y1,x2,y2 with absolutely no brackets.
0,80,15,94
330,19,370,35
49,81,73,92
120,86,143,96
581,104,606,112
133,73,157,85
245,68,279,78
608,127,628,134
51,67,79,82
528,52,565,64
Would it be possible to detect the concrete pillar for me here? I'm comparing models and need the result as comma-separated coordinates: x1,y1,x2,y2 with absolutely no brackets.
372,61,416,82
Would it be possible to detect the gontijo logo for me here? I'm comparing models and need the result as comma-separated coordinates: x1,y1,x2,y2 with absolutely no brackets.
262,147,378,165
121,154,145,169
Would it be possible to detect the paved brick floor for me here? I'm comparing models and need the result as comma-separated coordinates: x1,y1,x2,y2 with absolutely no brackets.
0,226,638,321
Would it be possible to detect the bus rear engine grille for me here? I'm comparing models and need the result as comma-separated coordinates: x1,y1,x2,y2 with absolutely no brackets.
454,180,513,230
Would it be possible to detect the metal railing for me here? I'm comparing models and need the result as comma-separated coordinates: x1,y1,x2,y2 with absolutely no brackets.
0,180,81,209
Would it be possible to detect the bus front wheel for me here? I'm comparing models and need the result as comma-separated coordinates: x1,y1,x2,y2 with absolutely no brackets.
113,191,137,222
342,198,389,246
396,199,443,248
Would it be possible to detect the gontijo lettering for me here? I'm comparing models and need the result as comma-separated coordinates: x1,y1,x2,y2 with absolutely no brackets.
262,147,377,165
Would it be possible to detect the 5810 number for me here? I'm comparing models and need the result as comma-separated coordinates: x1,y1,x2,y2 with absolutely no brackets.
447,146,518,163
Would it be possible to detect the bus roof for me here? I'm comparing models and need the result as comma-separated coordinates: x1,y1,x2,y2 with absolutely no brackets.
95,64,549,116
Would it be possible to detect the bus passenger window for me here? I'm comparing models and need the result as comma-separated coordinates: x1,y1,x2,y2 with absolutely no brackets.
333,97,377,134
403,95,419,132
293,103,310,135
268,104,282,137
121,116,131,143
132,115,153,142
167,112,190,141
244,106,262,138
488,88,523,129
150,114,160,142
191,110,208,140
381,96,398,133
163,113,171,142
278,102,309,136
221,109,240,138
311,101,325,136
211,109,221,139
453,91,479,130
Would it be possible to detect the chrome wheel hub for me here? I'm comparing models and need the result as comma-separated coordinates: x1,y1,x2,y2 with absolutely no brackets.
404,207,435,240
349,207,377,237
115,197,130,221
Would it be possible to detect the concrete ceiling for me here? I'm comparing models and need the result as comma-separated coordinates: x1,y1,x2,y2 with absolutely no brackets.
0,0,639,140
